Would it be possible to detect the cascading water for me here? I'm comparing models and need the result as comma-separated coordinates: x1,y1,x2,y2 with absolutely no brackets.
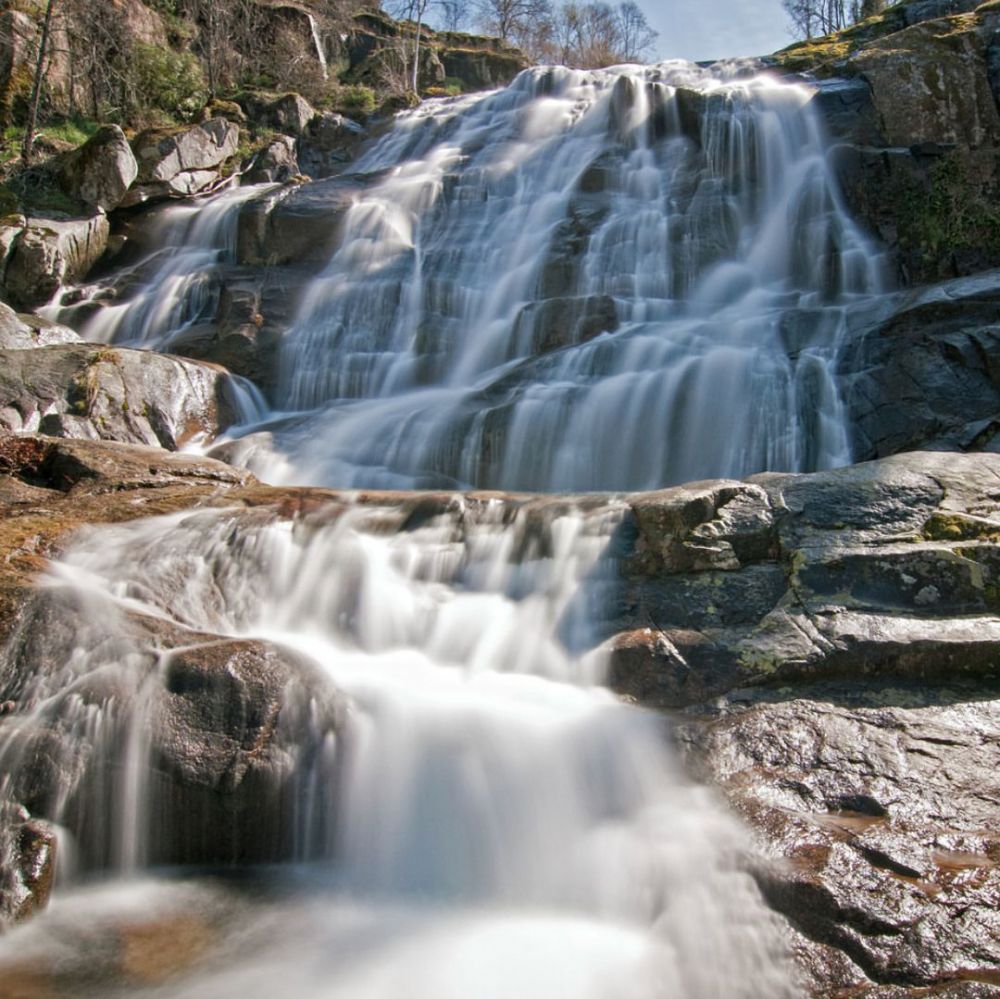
0,60,889,995
0,499,794,996
43,182,273,351
231,61,882,490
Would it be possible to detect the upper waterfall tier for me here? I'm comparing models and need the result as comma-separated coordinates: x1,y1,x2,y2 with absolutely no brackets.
63,62,888,492
265,62,886,491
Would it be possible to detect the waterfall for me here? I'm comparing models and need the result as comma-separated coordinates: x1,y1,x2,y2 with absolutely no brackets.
0,61,891,993
42,183,273,350
234,62,884,491
0,498,794,995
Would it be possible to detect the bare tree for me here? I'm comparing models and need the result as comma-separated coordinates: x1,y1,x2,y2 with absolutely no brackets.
782,0,872,39
438,0,471,31
21,0,57,166
536,2,656,68
475,0,552,45
616,1,656,62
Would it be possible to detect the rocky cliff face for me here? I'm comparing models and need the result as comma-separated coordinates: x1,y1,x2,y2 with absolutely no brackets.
785,0,1000,284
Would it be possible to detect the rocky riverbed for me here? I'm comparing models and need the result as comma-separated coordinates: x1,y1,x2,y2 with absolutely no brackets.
0,1,999,995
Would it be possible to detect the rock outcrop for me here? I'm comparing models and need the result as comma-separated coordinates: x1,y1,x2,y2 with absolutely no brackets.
786,0,1000,284
0,344,245,448
1,216,109,310
125,119,240,206
601,449,1000,993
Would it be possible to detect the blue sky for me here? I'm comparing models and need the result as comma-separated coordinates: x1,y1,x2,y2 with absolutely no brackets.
635,0,795,61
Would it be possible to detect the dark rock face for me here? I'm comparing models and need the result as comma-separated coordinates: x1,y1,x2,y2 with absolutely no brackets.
793,4,1000,285
297,112,367,179
841,272,1000,459
0,344,244,448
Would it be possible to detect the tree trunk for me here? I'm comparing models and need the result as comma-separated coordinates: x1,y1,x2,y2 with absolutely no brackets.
22,0,58,168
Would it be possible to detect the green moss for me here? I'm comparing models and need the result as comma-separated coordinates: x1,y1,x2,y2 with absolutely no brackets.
897,155,1000,265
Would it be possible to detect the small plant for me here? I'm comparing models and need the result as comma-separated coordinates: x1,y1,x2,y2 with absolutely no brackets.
330,84,377,118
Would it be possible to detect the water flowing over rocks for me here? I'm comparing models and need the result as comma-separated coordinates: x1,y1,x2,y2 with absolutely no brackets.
1,32,1000,997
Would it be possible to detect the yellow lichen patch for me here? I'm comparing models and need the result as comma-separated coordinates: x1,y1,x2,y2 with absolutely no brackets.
922,511,1000,543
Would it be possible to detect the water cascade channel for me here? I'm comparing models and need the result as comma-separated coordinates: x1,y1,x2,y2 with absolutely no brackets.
3,60,889,995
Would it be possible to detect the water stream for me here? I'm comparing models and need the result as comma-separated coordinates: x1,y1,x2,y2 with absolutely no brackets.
0,60,890,995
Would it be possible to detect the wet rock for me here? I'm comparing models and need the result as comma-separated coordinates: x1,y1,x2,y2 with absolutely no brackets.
56,125,138,212
678,688,1000,991
125,119,239,206
146,636,345,865
841,271,1000,458
0,344,243,448
0,807,56,925
3,216,110,310
237,175,363,267
164,264,307,392
514,294,618,355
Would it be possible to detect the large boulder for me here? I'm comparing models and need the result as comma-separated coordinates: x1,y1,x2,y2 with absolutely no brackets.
0,344,245,448
847,12,1000,148
125,119,240,205
56,125,138,212
2,215,110,310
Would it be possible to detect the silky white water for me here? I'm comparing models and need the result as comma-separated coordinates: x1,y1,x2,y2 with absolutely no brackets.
0,60,888,993
245,61,882,489
0,499,794,995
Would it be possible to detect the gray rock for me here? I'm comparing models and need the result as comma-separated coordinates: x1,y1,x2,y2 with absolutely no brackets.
297,112,366,179
840,270,1000,459
3,216,110,310
266,92,316,136
607,451,1000,708
0,344,242,448
125,119,239,205
245,134,299,184
56,125,138,212
0,303,80,349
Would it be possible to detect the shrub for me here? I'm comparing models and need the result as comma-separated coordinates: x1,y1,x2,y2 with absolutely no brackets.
130,44,208,121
